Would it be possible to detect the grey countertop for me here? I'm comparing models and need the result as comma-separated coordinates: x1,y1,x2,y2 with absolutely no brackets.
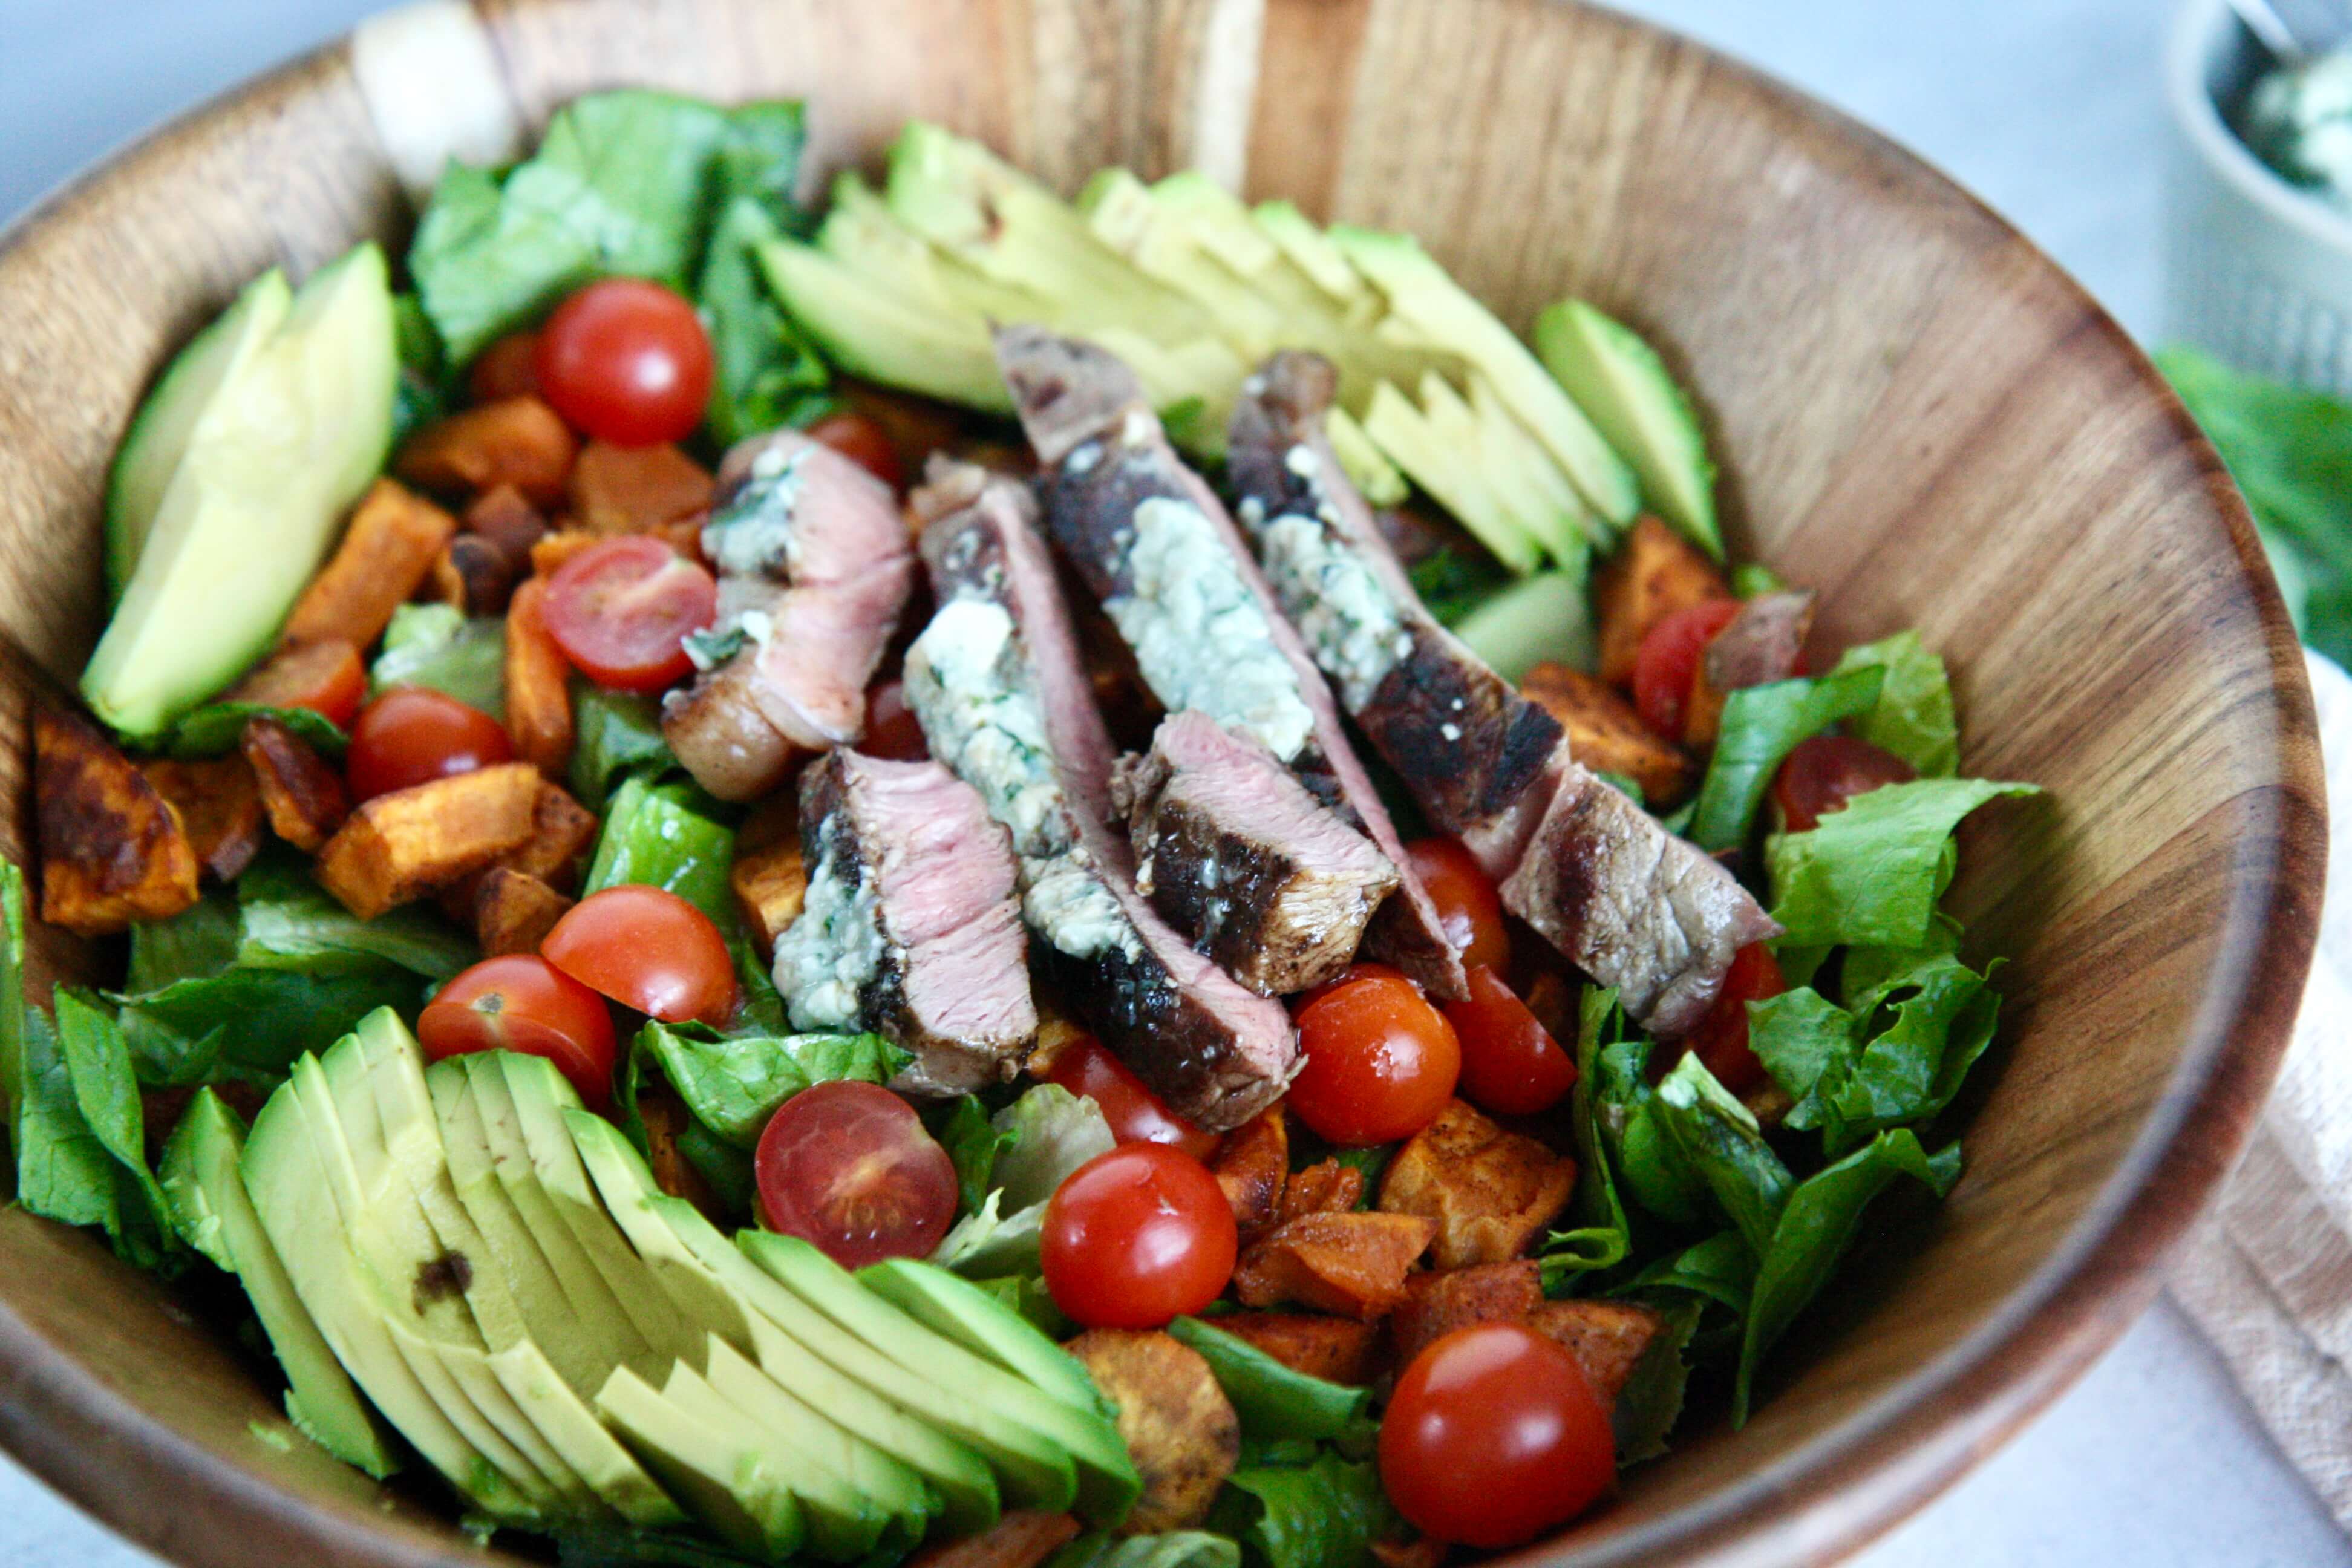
0,1,2342,1564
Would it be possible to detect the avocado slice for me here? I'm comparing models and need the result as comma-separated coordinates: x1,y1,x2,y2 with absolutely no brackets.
1418,371,1590,566
855,1259,1108,1420
1361,381,1542,573
1534,298,1722,559
485,1336,687,1530
686,1337,904,1560
558,1108,753,1353
158,1087,400,1477
83,241,397,737
760,238,1013,414
597,1364,806,1558
1450,569,1597,682
1252,200,1373,310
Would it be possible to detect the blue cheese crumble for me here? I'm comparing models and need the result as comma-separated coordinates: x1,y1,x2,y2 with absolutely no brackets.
1258,511,1413,711
702,443,807,579
904,599,1070,858
772,836,884,1031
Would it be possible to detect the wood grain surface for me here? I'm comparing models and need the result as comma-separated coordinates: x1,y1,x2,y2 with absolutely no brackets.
0,1,2322,1566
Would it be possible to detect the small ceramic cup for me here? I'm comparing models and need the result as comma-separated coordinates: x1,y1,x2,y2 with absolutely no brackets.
2164,0,2352,393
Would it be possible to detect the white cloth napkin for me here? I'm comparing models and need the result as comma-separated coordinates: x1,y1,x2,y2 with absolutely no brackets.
2170,649,2352,1530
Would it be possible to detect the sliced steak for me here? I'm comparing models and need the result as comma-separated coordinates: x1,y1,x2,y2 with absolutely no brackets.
771,750,1037,1094
1703,590,1815,693
1112,711,1399,997
995,327,1465,1001
900,459,1298,1129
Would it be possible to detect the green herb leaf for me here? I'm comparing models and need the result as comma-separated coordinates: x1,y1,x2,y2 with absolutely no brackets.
1210,1449,1400,1568
167,703,348,761
1169,1316,1375,1447
1765,778,2040,948
635,1021,909,1148
1829,630,1959,778
569,682,675,806
1687,667,1884,852
369,606,506,719
53,988,178,1266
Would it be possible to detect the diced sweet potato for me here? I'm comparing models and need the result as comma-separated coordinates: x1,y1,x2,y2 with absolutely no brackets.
465,482,549,561
1521,662,1695,806
34,707,199,934
1593,515,1732,685
1210,1106,1289,1235
569,440,716,535
731,794,808,958
1029,995,1088,1073
1217,1312,1385,1385
431,533,518,617
394,395,577,508
530,528,601,577
241,718,351,852
904,1512,1082,1568
1526,1298,1669,1407
1233,1211,1437,1319
635,1086,727,1224
225,639,363,717
1379,1100,1579,1269
1063,1330,1238,1532
474,867,573,957
1522,970,1575,1045
1279,1159,1364,1223
315,762,542,918
279,479,458,650
139,756,263,883
1370,1537,1449,1568
505,578,574,777
1386,1261,1544,1367
439,779,600,920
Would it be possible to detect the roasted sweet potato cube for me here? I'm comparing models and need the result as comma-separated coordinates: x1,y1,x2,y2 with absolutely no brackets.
34,707,199,934
530,528,601,577
1063,1330,1238,1532
394,396,577,508
1233,1210,1437,1319
431,533,518,617
505,578,573,777
1526,1298,1669,1406
904,1512,1082,1568
225,640,363,716
1386,1260,1544,1366
1521,663,1696,806
139,756,263,883
1369,1537,1448,1568
1211,1106,1289,1235
314,762,541,918
474,867,573,957
569,440,715,535
465,482,549,561
1217,1312,1385,1385
731,793,808,958
439,779,600,920
1379,1100,1579,1269
1593,515,1732,685
1522,970,1575,1045
279,479,458,650
241,718,351,852
1030,994,1089,1071
1278,1159,1365,1223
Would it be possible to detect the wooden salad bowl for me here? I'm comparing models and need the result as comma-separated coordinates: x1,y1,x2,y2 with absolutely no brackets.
0,0,2324,1563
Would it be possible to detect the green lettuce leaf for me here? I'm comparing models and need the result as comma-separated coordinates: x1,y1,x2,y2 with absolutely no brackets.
932,1085,1115,1275
166,703,348,762
586,774,736,920
390,291,448,451
234,854,472,980
933,1094,1018,1217
1169,1316,1374,1447
569,683,675,806
969,1273,1070,1338
1829,630,1959,777
1765,778,2040,947
1651,1053,1793,1256
1540,986,1633,1278
634,1021,907,1148
125,894,239,994
53,988,178,1267
1593,1036,1708,1227
1050,1534,1243,1568
1611,1296,1701,1463
1619,1229,1757,1319
369,605,506,719
1405,546,1511,627
2,861,118,1238
1688,667,1884,852
1210,1450,1399,1568
114,968,425,1088
700,197,834,447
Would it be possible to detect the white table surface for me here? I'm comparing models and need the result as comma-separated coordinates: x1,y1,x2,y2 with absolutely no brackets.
0,1,2343,1564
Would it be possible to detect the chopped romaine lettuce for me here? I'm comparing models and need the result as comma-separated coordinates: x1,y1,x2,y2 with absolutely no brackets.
1610,1298,1700,1463
1539,986,1633,1279
933,1094,1019,1217
1765,778,2040,948
166,702,347,761
633,1021,909,1148
1687,667,1883,852
1209,1449,1399,1568
53,988,178,1267
569,682,675,806
931,1085,1115,1275
368,604,506,718
1651,1053,1792,1257
1829,630,1959,778
1049,1532,1243,1568
1169,1316,1374,1447
701,197,834,446
584,774,736,919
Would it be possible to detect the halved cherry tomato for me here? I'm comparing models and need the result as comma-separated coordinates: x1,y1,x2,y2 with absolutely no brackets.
1289,972,1461,1146
541,535,717,691
468,331,540,404
345,687,514,802
1403,838,1509,971
1445,965,1577,1116
756,1081,958,1267
1772,734,1917,832
1632,598,1742,740
860,678,929,761
1380,1322,1615,1548
1682,942,1786,1096
808,411,905,492
541,884,740,1027
228,641,366,729
1042,1036,1218,1162
533,279,713,447
1041,1143,1237,1329
417,955,618,1108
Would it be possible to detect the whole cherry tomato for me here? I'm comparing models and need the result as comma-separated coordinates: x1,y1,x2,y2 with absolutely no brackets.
1682,942,1786,1097
468,331,541,404
1632,598,1742,740
1293,962,1412,1012
1043,1036,1219,1162
533,279,714,446
1041,1143,1236,1329
807,411,906,492
860,679,929,762
345,688,514,802
418,955,618,1108
1445,965,1577,1116
1380,1322,1616,1548
541,535,717,692
228,640,366,729
1402,838,1509,972
1772,734,1917,832
1288,972,1460,1146
541,885,740,1027
756,1081,958,1268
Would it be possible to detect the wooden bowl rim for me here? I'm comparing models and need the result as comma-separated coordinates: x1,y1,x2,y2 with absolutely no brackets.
0,5,2322,1566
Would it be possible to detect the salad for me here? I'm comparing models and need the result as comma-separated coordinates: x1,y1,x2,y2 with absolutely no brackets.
12,89,2039,1567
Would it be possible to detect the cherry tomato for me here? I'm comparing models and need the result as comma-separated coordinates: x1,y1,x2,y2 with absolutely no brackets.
1632,598,1742,740
1041,1143,1236,1329
533,279,714,447
808,411,906,492
1445,965,1577,1116
418,955,618,1108
860,678,929,761
228,640,366,729
1379,1322,1615,1548
755,1081,958,1268
468,331,540,403
345,688,514,802
1402,838,1508,971
541,535,717,691
1292,961,1412,1013
541,885,740,1027
1043,1036,1219,1162
1682,942,1786,1097
1289,972,1460,1146
1772,734,1918,832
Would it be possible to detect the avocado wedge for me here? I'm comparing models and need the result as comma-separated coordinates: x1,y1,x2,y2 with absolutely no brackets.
1534,298,1722,558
